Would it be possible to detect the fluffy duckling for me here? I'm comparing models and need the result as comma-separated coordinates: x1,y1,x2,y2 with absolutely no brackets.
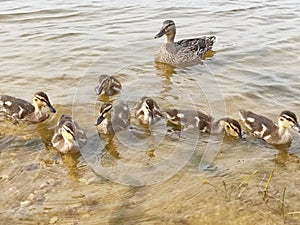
134,97,163,125
51,114,87,153
94,74,122,96
95,101,130,134
163,108,243,138
239,110,300,145
0,92,56,124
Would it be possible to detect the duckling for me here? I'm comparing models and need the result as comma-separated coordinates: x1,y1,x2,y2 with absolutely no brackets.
213,118,244,138
94,74,122,96
154,20,216,67
134,97,163,125
0,92,56,124
51,114,87,153
163,109,243,138
95,101,130,134
239,110,300,145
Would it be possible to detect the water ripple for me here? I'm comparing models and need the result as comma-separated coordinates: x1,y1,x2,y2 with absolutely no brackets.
1,0,300,224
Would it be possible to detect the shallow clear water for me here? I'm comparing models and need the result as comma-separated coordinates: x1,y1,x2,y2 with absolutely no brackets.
1,0,300,224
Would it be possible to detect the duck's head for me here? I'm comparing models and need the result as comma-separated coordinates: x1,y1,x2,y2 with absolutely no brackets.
135,97,162,124
61,121,80,148
33,92,56,113
278,111,300,132
95,74,122,96
218,118,244,138
154,20,176,41
162,108,182,126
56,114,73,127
95,103,113,126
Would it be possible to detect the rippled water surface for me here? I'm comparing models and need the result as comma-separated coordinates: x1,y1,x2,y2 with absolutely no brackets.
1,0,300,224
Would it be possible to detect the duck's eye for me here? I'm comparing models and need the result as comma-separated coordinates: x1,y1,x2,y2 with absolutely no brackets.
34,98,38,102
280,118,284,121
65,128,72,134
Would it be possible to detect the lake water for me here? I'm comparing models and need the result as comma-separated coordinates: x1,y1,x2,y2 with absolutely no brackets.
1,0,300,224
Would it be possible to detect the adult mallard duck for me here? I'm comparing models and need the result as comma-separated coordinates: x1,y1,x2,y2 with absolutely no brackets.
154,20,216,67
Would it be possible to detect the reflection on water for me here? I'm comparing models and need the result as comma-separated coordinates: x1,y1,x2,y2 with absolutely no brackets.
155,61,176,78
1,0,300,224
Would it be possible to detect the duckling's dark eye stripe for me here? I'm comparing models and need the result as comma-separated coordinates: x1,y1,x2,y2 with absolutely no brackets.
230,124,240,134
103,107,112,114
282,115,296,123
101,78,109,84
64,126,74,135
66,129,72,134
166,23,174,28
36,96,48,103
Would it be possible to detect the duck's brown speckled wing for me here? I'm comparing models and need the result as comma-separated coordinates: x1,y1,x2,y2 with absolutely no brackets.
239,110,277,138
176,36,216,57
0,94,34,119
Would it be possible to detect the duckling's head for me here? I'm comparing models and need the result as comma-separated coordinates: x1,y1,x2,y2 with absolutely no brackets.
154,20,176,41
33,92,56,113
95,74,122,96
219,118,244,138
162,108,181,126
57,114,73,127
95,103,113,126
135,97,162,125
61,121,80,148
278,111,300,132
